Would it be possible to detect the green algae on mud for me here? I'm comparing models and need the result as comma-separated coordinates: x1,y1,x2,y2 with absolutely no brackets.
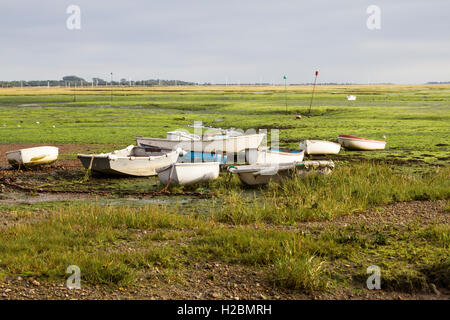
0,85,449,165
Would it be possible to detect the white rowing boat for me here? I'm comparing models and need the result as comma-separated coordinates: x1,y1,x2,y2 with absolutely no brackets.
166,131,201,141
246,148,305,165
229,160,335,186
136,133,266,154
337,135,386,150
299,140,341,155
156,162,220,186
6,146,59,168
77,145,181,177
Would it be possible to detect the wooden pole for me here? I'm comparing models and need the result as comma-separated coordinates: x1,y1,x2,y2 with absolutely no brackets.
308,71,319,114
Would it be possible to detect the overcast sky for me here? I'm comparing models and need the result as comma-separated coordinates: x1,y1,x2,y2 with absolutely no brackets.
1,0,449,84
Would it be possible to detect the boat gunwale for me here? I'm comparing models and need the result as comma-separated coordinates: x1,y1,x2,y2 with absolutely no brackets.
338,135,386,143
156,161,221,174
77,151,177,161
230,160,335,174
136,133,266,143
264,150,304,156
229,163,297,174
5,146,58,156
300,139,341,146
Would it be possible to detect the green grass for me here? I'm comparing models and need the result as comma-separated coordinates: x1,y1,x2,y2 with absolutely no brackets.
214,164,450,224
0,204,205,285
0,85,449,164
419,224,450,248
1,201,447,293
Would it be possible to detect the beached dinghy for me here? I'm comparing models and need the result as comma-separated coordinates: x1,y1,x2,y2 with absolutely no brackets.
166,131,201,141
77,146,181,177
6,146,59,168
156,162,220,186
246,148,305,165
229,160,335,186
299,140,341,155
136,132,265,154
337,135,386,150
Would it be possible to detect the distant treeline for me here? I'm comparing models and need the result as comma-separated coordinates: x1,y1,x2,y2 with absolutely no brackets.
2,76,445,87
426,81,450,84
0,75,197,87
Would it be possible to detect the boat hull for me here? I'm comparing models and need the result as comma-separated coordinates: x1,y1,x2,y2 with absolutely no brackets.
136,133,266,154
338,135,386,150
77,148,179,177
299,140,341,155
6,146,59,168
230,161,335,186
246,148,304,165
178,151,227,164
157,162,220,186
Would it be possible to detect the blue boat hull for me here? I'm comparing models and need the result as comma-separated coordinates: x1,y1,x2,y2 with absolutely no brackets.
178,152,227,164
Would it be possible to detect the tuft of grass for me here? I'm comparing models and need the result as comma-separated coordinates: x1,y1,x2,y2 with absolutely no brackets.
272,254,327,294
418,224,450,248
271,235,328,293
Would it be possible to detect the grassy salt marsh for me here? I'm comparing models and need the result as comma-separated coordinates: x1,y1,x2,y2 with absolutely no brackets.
0,85,448,299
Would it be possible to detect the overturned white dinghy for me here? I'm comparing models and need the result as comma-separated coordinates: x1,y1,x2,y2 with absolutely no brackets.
299,140,341,155
156,162,220,186
229,160,335,186
6,146,59,168
337,135,386,151
77,146,181,177
246,148,305,165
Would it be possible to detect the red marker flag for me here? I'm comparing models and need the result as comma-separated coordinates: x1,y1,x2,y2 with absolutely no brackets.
315,71,319,76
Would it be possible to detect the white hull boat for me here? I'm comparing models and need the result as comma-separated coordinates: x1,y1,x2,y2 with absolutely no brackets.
77,145,181,177
337,135,386,150
299,140,341,155
156,162,220,186
136,133,266,154
229,161,335,186
6,146,59,168
166,131,201,141
246,148,305,165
